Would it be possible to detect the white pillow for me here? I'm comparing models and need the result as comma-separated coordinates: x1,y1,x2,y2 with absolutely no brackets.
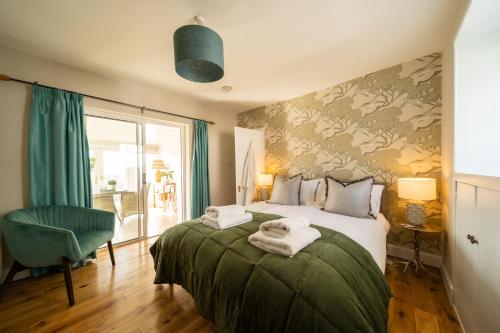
370,184,384,217
314,178,327,208
300,179,320,206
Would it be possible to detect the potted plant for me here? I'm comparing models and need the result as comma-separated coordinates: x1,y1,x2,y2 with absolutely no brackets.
89,157,97,170
160,169,174,183
89,157,97,187
107,179,117,191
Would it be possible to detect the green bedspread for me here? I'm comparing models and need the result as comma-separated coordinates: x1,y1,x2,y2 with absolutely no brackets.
150,212,391,333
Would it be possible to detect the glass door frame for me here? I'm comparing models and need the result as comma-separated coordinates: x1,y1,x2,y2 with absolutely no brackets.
84,106,188,241
141,118,188,238
84,113,144,243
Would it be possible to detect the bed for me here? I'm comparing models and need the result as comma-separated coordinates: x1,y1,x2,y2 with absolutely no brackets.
245,202,390,272
150,202,392,333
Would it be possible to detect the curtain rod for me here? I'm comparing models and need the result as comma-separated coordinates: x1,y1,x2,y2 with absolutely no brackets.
0,74,215,125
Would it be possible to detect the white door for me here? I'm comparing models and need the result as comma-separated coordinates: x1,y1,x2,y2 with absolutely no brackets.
454,182,478,332
475,187,500,333
234,127,264,205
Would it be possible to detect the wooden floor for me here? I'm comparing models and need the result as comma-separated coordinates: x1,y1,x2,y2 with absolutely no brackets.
386,258,462,333
113,207,178,243
0,238,461,333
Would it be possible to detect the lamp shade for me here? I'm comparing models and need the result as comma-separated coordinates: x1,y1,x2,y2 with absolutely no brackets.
173,24,224,83
151,159,166,170
257,174,273,186
398,178,436,201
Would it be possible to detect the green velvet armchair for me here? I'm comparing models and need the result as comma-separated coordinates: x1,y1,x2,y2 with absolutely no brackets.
0,206,116,306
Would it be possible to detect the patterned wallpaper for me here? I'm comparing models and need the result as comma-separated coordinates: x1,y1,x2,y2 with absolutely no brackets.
237,53,442,253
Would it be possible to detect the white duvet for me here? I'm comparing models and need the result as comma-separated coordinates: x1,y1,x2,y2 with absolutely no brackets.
245,202,390,272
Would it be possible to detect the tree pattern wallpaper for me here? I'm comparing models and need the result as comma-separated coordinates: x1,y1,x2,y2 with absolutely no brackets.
237,53,442,253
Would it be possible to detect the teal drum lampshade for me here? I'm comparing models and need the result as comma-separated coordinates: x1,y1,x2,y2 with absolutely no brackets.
173,25,224,83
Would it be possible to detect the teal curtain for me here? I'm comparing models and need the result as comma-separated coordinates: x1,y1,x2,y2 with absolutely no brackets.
191,120,210,218
29,85,93,276
29,85,92,208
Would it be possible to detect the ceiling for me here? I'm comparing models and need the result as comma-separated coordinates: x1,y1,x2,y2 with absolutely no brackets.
0,0,458,112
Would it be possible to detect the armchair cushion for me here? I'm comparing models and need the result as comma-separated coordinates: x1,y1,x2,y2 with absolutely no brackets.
74,230,114,258
2,206,115,268
1,220,83,267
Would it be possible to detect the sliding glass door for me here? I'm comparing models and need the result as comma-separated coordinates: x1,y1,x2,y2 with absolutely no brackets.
86,116,143,243
144,123,184,237
85,112,185,243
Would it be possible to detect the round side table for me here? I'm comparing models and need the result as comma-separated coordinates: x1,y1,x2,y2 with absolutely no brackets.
396,223,443,278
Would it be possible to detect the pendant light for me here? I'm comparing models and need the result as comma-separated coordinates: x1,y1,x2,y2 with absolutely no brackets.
173,16,224,83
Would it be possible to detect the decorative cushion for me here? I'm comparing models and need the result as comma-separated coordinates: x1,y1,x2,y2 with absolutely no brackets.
268,174,302,205
300,179,320,206
324,177,374,218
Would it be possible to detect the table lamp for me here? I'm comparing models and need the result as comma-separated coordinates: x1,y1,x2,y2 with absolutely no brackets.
397,178,436,226
151,159,166,183
257,174,273,201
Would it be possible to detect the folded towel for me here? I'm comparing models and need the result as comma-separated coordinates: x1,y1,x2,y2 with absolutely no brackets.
248,227,321,257
259,217,310,238
200,212,252,230
205,205,246,219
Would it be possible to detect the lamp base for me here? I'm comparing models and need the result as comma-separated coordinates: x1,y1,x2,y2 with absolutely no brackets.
406,202,426,226
260,187,269,201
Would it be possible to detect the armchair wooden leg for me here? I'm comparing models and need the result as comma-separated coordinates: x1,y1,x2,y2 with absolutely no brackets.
62,258,75,306
107,240,115,266
0,260,26,299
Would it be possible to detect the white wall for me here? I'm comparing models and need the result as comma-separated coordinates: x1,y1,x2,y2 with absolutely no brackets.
455,26,500,177
442,0,500,318
0,45,236,273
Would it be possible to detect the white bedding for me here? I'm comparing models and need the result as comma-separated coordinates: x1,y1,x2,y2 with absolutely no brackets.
245,202,390,272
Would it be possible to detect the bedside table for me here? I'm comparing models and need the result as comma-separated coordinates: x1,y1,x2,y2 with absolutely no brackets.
396,223,443,278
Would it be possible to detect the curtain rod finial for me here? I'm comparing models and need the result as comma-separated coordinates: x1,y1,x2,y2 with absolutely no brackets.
0,74,11,81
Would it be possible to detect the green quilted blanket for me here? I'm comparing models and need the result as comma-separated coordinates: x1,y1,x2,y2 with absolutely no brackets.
150,212,391,333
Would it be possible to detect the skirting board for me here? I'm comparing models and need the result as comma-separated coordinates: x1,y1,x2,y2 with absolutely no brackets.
442,266,454,302
441,268,466,333
387,244,441,268
1,267,30,283
442,268,466,333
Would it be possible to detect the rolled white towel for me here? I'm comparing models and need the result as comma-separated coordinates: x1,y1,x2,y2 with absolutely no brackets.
248,227,321,257
205,205,246,219
200,212,252,230
259,217,310,238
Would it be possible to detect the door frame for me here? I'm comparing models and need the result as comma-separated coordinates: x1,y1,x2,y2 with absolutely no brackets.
84,106,189,240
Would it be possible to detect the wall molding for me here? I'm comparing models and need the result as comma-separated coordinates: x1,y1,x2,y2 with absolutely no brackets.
387,243,441,268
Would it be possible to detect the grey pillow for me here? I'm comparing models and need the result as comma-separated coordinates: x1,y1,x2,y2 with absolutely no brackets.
268,175,302,205
324,177,374,218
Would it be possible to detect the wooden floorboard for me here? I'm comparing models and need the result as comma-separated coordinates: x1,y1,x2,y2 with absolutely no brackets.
0,238,461,332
